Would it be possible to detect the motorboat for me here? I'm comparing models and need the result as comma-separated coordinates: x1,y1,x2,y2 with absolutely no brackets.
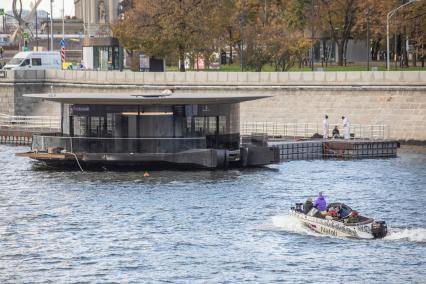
290,202,388,239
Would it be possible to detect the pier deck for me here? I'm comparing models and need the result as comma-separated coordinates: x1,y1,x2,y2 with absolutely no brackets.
269,139,399,161
0,128,34,145
4,130,399,161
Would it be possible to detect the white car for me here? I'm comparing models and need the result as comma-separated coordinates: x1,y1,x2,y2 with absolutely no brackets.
3,51,61,70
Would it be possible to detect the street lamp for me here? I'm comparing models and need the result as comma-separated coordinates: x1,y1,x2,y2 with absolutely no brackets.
386,0,421,71
46,12,50,51
62,0,65,40
310,0,315,71
35,6,38,50
366,5,371,71
239,0,246,72
0,9,6,34
50,0,54,51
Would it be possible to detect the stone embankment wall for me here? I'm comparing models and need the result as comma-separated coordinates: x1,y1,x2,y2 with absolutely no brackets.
240,88,426,142
0,71,53,115
0,70,425,141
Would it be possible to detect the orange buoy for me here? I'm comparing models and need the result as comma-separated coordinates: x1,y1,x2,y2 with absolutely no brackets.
143,172,150,177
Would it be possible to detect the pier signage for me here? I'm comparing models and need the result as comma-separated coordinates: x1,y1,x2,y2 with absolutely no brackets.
71,105,90,114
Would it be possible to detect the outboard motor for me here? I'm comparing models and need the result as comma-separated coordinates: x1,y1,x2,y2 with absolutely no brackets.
372,221,388,238
295,203,303,212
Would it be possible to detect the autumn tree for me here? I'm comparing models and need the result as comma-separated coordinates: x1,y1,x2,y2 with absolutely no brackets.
351,1,400,62
267,1,311,71
113,0,229,72
398,0,426,67
410,1,426,66
351,0,425,68
236,0,310,71
319,0,357,66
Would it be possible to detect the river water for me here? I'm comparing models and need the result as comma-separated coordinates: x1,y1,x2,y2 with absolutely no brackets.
0,145,425,283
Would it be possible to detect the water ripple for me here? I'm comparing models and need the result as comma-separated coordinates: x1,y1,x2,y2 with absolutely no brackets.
0,145,425,283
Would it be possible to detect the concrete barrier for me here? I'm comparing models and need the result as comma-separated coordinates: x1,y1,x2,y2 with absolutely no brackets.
35,70,426,86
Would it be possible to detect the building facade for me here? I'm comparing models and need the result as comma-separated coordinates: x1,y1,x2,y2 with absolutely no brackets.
74,0,122,70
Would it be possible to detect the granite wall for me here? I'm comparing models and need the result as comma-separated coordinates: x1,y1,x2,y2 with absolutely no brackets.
0,70,425,141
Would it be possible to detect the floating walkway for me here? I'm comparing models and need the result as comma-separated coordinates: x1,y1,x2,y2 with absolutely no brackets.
0,129,33,145
269,139,399,161
0,114,60,146
2,130,399,161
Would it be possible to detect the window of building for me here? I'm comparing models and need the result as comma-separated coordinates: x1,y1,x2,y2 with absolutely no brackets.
73,116,88,136
89,116,105,137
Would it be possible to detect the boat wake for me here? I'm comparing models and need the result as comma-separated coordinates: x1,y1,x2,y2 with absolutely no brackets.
384,227,426,243
271,215,320,237
272,215,426,244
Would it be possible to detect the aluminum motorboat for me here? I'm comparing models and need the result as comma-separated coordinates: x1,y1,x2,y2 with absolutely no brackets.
290,202,388,239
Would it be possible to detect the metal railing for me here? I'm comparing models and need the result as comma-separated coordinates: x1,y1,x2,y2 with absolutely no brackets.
241,122,388,140
32,135,207,154
0,113,61,132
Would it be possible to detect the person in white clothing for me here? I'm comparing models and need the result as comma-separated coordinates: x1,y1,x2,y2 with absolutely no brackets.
342,116,350,139
323,114,329,139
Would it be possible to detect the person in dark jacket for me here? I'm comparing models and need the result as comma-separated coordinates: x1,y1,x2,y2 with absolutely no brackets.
303,197,314,214
338,206,351,219
332,126,340,138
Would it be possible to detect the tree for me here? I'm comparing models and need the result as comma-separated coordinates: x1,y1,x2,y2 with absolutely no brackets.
409,1,426,67
352,0,426,68
113,0,228,72
399,1,426,67
236,0,310,71
319,0,357,66
352,0,397,61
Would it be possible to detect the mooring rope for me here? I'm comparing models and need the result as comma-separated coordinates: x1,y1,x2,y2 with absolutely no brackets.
69,136,84,172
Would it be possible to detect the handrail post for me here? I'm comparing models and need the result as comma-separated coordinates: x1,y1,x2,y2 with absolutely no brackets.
293,123,296,141
305,123,307,138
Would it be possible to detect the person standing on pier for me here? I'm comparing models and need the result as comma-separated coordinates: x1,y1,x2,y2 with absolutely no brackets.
342,116,350,139
323,115,329,139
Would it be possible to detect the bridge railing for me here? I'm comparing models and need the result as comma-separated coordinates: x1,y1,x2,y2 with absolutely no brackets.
240,122,388,140
0,113,61,132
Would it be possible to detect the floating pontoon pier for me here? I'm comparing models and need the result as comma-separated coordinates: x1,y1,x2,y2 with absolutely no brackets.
16,92,280,169
267,139,399,161
242,121,399,161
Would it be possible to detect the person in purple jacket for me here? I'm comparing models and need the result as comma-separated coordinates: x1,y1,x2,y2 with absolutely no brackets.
314,192,327,212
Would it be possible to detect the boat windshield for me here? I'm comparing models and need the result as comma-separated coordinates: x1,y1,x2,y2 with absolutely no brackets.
8,58,24,65
328,203,352,212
